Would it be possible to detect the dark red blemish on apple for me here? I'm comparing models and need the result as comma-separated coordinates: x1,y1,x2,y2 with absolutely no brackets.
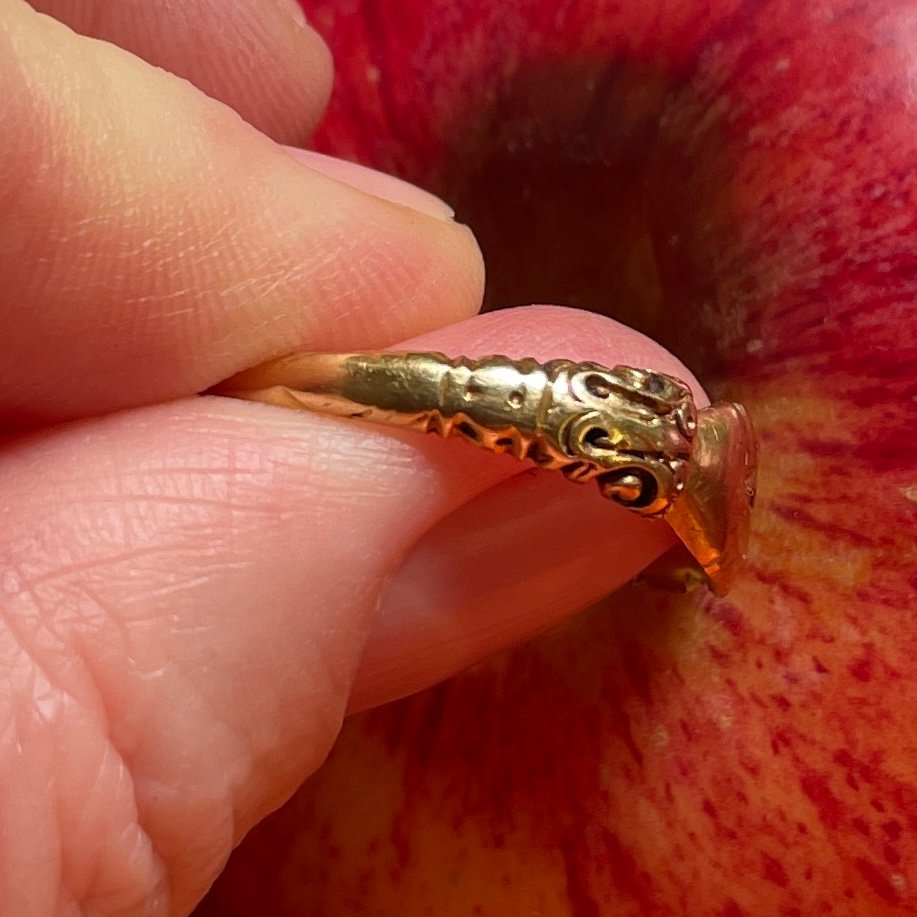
800,434,917,475
761,852,789,887
772,727,792,751
884,844,901,867
800,772,845,830
772,646,791,667
848,655,872,682
770,502,876,548
776,580,813,605
851,816,871,837
881,819,902,842
855,857,899,905
739,753,762,779
847,380,917,412
753,567,784,587
720,898,746,917
854,580,913,612
813,657,829,674
833,748,882,787
771,694,791,712
794,437,851,460
708,601,745,637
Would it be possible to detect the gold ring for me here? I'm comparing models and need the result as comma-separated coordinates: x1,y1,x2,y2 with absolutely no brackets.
215,351,757,596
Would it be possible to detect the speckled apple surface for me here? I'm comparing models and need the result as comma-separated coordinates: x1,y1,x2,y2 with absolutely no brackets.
200,1,917,914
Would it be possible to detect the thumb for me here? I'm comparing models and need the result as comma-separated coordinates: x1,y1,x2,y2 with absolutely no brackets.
0,307,701,913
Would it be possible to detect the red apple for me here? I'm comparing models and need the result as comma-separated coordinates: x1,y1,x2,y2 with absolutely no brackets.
200,0,917,913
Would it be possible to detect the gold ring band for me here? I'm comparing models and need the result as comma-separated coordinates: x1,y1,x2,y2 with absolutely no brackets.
215,351,757,596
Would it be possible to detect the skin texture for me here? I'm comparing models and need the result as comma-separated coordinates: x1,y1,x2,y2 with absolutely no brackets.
199,0,917,914
30,0,332,144
0,2,705,914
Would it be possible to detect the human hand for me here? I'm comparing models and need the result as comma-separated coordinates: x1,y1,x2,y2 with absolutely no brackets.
0,1,701,912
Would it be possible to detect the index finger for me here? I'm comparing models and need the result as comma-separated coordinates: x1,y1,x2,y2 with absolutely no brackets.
0,1,483,427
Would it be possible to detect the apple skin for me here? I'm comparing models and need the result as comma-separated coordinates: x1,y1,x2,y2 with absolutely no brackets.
199,0,917,913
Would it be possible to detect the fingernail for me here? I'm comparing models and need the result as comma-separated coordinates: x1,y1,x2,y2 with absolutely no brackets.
276,0,308,28
284,147,456,221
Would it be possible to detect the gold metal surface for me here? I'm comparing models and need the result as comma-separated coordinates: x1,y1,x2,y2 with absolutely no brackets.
216,351,757,595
